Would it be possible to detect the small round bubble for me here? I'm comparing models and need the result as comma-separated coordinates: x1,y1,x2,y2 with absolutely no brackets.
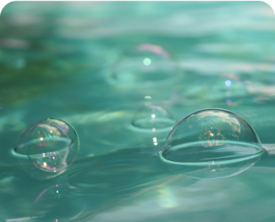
131,105,176,132
162,108,264,165
26,118,79,173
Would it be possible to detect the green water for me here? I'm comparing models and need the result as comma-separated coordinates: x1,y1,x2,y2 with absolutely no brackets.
1,1,275,221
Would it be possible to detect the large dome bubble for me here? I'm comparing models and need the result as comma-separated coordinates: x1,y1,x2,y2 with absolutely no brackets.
162,108,263,164
159,108,265,178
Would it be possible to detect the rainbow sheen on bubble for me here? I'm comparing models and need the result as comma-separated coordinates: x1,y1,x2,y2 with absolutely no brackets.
26,118,79,173
111,43,178,84
159,108,265,178
162,108,263,164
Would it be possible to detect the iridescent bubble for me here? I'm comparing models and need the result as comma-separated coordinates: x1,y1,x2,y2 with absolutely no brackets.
26,118,79,173
31,184,85,221
13,124,66,180
111,43,179,84
199,72,248,105
159,108,265,178
131,105,176,132
226,99,232,105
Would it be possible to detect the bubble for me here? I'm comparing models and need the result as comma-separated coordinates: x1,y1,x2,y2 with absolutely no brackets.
111,43,178,84
199,72,248,105
13,124,67,180
226,99,232,105
159,108,265,178
31,184,85,221
26,118,79,173
131,105,176,132
225,80,231,86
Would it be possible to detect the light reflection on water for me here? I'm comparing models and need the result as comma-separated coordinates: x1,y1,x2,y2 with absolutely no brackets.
0,1,275,222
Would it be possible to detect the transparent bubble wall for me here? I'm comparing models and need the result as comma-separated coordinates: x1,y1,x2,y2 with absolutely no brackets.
111,43,178,84
162,109,264,164
131,105,176,132
26,118,80,173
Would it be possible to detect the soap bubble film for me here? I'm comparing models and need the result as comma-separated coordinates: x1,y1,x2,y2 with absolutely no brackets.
26,118,80,172
13,125,67,180
2,1,275,222
131,105,176,132
162,108,264,164
111,43,179,85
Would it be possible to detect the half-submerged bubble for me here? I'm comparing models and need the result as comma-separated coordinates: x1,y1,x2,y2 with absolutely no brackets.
159,108,265,178
26,118,80,173
111,43,178,84
131,105,176,132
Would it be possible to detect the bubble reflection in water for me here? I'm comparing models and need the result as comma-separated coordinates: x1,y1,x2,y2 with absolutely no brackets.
31,184,85,222
159,108,265,178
